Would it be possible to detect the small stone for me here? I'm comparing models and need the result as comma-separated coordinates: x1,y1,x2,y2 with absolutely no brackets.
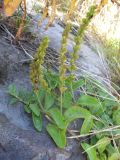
56,153,71,160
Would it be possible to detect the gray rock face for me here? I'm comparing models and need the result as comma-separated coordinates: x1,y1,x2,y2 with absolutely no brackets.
0,113,77,160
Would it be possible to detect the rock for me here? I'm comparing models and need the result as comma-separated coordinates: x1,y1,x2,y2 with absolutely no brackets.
0,113,84,160
56,153,71,160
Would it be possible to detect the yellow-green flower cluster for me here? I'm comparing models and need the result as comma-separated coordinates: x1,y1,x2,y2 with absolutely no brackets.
59,23,71,94
30,37,49,93
69,5,96,79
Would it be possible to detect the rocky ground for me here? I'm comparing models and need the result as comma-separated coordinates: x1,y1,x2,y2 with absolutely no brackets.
0,14,109,160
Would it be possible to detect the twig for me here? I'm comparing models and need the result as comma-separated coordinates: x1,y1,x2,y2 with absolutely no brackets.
15,0,27,40
0,23,34,60
67,129,80,141
67,125,120,139
19,43,34,59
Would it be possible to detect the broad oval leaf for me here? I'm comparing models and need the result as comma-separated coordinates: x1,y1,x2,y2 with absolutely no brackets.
113,109,120,125
72,79,85,90
103,99,119,107
32,112,42,132
29,103,40,116
37,88,45,102
81,143,98,160
8,84,17,96
10,98,18,105
45,72,59,89
77,95,98,106
96,137,110,154
48,108,67,129
106,144,116,155
101,114,112,125
98,153,107,160
4,0,22,17
80,116,93,134
46,123,66,149
108,153,120,160
24,105,31,114
63,91,72,109
64,106,91,122
77,95,103,115
44,93,54,110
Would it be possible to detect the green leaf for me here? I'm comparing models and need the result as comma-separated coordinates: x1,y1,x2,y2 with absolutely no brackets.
29,103,40,116
90,137,98,145
44,93,54,110
18,90,35,104
106,144,116,156
72,79,84,90
45,72,59,89
64,106,91,122
10,98,18,105
96,137,110,154
24,105,31,113
37,88,45,102
112,129,120,136
77,95,103,115
8,84,18,96
81,143,98,160
86,83,95,93
101,114,112,125
103,99,119,107
32,112,42,132
18,89,27,99
77,95,98,106
113,109,120,125
108,153,120,160
98,153,107,160
46,123,66,149
48,108,67,129
63,91,72,109
94,121,104,139
80,116,93,134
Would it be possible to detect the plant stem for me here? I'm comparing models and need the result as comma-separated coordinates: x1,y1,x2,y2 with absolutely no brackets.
36,93,44,112
70,82,75,102
9,93,28,105
60,92,63,115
